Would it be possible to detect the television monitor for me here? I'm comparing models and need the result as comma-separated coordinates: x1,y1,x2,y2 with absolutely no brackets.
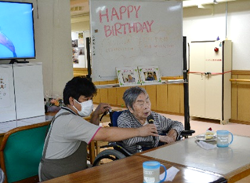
0,1,35,61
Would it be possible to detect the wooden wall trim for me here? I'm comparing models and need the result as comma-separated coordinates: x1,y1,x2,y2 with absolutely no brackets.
73,68,88,77
162,76,183,80
73,68,88,72
232,70,250,75
230,79,250,83
230,119,250,125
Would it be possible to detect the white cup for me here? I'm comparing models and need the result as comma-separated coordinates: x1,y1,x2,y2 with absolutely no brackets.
143,161,167,183
216,130,234,148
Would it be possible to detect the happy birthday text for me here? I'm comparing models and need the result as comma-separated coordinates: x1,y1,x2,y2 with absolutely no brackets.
98,5,154,37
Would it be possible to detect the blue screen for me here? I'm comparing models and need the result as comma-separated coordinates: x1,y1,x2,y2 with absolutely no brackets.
0,1,35,60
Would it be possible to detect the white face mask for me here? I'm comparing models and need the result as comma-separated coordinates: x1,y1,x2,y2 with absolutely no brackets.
73,99,93,117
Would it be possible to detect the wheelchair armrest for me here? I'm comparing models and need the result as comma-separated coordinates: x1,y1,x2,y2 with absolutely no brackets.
100,142,133,156
136,141,154,147
181,130,195,138
99,142,118,149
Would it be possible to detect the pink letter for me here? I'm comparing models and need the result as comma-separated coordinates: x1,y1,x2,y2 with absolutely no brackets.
142,22,148,32
99,9,109,23
134,6,141,18
127,23,135,33
122,23,127,35
127,5,133,18
119,6,126,20
135,22,142,33
114,23,122,36
104,25,112,37
111,7,119,21
146,20,154,32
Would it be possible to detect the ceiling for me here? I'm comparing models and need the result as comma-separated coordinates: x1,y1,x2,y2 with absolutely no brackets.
70,0,237,23
70,0,89,23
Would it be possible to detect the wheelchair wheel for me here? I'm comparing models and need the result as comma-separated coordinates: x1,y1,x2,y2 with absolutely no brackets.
93,149,126,166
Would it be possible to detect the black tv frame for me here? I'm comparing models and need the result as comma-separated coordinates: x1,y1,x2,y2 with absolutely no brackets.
0,1,36,63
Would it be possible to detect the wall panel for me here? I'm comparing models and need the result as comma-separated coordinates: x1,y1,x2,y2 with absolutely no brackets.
237,75,250,122
145,85,157,111
231,71,250,124
156,84,168,112
231,75,238,120
167,84,180,114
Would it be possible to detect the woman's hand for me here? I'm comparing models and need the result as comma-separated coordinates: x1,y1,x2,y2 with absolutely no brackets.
159,129,178,144
91,103,111,125
94,103,112,116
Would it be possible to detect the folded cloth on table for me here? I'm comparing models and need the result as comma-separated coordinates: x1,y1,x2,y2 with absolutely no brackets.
196,140,216,150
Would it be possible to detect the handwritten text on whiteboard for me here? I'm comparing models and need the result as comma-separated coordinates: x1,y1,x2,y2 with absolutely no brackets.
98,5,154,37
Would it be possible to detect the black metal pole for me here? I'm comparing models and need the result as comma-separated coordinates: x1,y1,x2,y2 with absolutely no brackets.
86,37,92,81
182,36,195,138
183,36,190,130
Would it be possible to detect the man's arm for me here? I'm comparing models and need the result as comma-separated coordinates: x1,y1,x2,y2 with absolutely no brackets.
92,124,158,142
116,111,157,147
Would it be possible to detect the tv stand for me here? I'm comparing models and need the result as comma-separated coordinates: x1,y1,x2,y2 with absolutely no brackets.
9,59,29,64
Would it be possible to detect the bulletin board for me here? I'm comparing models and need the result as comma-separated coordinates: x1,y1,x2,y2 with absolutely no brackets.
13,63,45,119
89,0,183,81
0,65,16,122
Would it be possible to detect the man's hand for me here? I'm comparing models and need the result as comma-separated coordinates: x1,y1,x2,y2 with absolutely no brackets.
138,124,158,137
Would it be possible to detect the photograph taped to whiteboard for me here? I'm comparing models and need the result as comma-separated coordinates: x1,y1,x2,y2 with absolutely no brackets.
116,67,141,87
138,66,162,85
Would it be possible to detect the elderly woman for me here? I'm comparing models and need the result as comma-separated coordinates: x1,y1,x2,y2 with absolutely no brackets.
117,86,184,154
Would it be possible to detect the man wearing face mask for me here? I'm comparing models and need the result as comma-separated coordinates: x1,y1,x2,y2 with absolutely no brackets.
39,77,158,181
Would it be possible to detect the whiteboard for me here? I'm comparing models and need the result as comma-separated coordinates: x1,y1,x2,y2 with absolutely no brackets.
0,65,16,122
13,63,45,119
90,0,183,81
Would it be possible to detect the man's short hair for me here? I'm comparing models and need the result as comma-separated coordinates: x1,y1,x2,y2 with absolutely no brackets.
123,86,147,110
63,76,97,105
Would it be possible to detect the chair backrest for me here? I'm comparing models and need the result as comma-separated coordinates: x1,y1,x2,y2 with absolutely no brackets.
109,111,125,127
0,122,50,183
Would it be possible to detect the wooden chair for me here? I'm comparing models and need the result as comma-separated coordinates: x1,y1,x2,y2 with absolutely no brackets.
0,122,50,183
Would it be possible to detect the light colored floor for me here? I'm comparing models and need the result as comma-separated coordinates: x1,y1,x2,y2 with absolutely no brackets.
160,113,250,137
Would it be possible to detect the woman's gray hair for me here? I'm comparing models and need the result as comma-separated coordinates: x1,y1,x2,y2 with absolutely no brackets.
123,86,147,110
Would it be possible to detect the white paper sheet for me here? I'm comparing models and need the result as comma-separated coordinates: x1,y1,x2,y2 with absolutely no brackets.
160,166,180,182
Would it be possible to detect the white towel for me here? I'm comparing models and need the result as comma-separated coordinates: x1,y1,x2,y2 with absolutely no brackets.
196,140,217,150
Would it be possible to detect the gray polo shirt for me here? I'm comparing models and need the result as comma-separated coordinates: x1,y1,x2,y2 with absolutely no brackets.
43,108,100,159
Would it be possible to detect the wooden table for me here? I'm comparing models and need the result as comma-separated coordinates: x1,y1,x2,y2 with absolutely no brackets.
42,154,224,183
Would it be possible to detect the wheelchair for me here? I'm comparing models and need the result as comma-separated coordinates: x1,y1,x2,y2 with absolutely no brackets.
93,110,154,166
93,110,195,166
